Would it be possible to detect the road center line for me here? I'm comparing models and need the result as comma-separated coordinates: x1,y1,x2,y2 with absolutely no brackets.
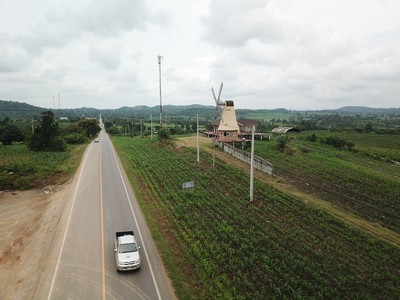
47,143,93,300
109,137,162,300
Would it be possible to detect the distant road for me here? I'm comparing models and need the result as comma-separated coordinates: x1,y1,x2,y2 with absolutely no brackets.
34,128,175,299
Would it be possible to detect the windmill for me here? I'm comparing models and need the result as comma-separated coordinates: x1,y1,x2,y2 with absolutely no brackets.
212,82,225,114
211,82,240,142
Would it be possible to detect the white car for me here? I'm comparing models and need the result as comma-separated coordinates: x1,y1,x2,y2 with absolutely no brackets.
114,231,141,271
94,138,99,143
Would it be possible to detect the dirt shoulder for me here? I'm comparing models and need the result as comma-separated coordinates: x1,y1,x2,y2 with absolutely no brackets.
0,183,72,300
176,136,400,248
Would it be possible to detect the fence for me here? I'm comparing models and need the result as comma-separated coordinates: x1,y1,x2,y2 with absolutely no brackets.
223,143,273,175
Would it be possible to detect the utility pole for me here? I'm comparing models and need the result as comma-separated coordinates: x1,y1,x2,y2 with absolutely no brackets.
158,55,163,129
150,114,153,139
196,114,199,163
250,125,255,202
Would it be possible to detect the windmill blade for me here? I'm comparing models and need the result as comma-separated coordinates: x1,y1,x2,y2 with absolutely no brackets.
217,82,223,101
211,86,217,101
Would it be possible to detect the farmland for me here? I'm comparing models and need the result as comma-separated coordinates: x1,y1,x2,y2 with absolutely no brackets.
112,136,400,299
252,131,400,233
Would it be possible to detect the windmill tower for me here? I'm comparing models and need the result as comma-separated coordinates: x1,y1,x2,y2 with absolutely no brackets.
211,82,240,142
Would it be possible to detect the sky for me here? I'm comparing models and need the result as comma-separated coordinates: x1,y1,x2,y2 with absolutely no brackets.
0,0,399,110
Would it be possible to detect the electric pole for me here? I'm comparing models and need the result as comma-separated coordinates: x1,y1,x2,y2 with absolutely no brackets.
158,55,163,129
197,114,199,163
250,125,255,202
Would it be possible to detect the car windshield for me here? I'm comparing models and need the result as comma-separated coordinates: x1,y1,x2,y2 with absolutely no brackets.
119,243,137,253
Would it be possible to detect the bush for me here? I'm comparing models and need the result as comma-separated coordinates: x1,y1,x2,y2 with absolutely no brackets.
276,136,287,151
0,124,25,145
158,129,169,141
305,133,317,142
64,133,87,144
322,136,354,150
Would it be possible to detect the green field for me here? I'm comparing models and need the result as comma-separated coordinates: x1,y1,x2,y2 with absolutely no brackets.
252,131,400,234
112,136,400,299
0,144,86,190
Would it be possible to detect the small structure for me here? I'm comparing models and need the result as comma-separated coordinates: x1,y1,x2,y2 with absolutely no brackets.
271,126,300,134
182,181,195,189
238,119,258,133
206,119,267,141
205,120,220,138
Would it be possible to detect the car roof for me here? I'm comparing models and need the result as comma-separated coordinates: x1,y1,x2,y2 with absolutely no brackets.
119,235,135,244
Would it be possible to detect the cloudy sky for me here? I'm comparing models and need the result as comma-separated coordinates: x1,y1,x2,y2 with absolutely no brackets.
1,0,399,110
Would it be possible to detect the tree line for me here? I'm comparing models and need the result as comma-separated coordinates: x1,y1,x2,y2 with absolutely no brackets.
0,110,100,150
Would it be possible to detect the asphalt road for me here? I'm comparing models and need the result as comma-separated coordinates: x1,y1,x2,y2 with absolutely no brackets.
34,128,175,299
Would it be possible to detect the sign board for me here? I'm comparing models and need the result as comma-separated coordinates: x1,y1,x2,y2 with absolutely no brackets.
182,181,195,189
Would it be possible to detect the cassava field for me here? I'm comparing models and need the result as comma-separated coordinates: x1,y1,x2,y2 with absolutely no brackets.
112,135,400,299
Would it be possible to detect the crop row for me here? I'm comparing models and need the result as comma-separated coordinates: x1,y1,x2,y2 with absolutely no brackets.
253,138,400,233
113,136,400,299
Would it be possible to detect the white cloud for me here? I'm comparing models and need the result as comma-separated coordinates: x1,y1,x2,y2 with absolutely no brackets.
0,0,399,110
0,37,31,72
88,45,121,70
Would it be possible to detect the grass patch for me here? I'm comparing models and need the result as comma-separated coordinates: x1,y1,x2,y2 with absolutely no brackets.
0,143,87,190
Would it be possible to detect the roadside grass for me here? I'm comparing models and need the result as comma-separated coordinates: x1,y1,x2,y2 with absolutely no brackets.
112,136,400,299
0,143,87,190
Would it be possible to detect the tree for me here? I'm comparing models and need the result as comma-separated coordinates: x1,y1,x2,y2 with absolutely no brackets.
28,110,66,151
0,117,10,126
364,122,374,132
0,124,24,145
78,119,101,137
276,135,287,151
107,125,120,135
158,128,169,141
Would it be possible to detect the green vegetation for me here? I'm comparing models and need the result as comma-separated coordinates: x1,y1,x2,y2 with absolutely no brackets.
252,131,400,233
0,123,24,145
0,110,98,190
0,144,86,190
28,110,66,151
113,136,400,299
4,99,398,135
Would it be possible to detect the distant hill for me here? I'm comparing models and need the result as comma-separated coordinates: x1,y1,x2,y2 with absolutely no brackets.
1,99,399,120
0,100,44,118
334,106,400,114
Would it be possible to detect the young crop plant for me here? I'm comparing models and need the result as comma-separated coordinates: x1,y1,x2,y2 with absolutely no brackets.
252,135,400,233
112,136,400,299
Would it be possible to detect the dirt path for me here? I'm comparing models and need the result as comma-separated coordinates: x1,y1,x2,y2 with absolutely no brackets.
176,136,400,248
0,183,72,300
